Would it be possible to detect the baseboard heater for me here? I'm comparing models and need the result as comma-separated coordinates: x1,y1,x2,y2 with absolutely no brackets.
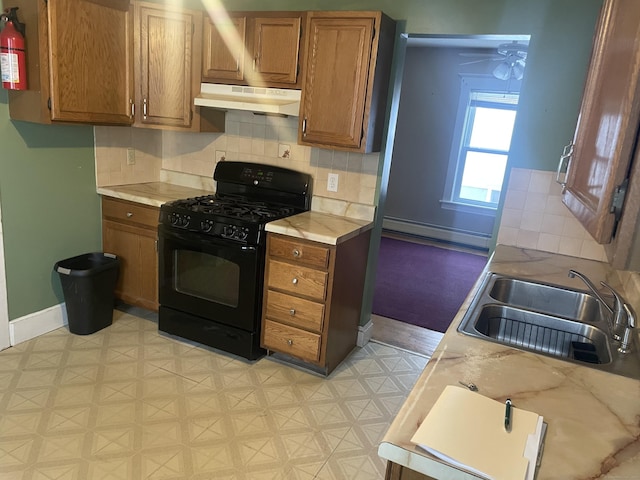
382,217,491,250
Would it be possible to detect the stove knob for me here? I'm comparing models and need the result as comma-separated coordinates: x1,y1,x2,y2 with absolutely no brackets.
222,225,234,237
201,220,213,233
237,228,248,240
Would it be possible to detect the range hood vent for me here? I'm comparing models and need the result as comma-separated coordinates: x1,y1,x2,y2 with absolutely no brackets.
194,83,301,116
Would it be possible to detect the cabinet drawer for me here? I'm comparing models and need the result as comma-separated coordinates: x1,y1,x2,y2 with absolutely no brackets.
102,197,159,228
265,290,324,332
263,319,321,362
269,235,329,269
267,260,328,300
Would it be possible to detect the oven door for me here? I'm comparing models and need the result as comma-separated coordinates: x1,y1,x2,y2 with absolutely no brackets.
158,225,263,332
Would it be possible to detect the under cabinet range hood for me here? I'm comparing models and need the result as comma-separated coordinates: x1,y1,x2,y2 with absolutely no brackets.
194,83,301,116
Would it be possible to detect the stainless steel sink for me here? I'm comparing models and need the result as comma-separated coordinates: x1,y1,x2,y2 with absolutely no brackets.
488,276,602,323
458,273,640,379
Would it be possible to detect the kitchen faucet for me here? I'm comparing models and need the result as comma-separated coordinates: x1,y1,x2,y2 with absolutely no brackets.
568,269,636,353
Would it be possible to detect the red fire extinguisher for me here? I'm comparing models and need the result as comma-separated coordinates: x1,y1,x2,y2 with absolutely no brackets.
0,7,27,90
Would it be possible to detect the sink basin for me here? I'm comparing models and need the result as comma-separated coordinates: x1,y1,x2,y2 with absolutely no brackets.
458,273,640,379
474,304,611,364
488,276,602,323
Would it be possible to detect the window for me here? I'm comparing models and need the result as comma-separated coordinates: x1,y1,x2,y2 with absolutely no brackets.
443,76,520,212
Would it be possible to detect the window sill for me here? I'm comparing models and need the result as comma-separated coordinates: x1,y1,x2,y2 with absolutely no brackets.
440,200,497,217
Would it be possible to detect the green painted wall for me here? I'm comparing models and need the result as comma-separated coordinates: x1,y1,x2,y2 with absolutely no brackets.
0,0,602,322
0,0,101,321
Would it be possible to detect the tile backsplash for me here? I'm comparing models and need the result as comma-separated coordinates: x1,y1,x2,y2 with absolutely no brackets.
497,168,608,262
94,111,381,206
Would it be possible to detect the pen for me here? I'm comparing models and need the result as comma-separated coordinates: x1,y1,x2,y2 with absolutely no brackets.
504,398,512,432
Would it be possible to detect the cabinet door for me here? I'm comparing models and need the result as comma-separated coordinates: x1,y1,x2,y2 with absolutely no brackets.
47,0,134,124
562,0,640,244
252,17,301,85
103,220,158,311
299,15,374,150
135,3,201,128
202,14,246,82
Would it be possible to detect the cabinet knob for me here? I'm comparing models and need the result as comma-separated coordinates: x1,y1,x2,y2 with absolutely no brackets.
126,212,133,218
289,309,296,316
292,278,298,285
287,339,293,346
292,249,300,257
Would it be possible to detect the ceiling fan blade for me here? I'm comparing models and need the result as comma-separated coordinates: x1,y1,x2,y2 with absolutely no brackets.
459,53,502,58
460,58,500,66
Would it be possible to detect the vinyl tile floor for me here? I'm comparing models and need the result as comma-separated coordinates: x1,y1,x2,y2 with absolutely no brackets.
0,306,429,480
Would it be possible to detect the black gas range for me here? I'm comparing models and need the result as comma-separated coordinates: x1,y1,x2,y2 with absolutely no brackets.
157,161,311,360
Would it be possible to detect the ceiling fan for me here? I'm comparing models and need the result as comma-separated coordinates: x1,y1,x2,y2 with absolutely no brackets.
460,41,528,80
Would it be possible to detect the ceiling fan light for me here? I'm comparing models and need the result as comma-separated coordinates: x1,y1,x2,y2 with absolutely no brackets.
493,62,511,80
512,62,525,80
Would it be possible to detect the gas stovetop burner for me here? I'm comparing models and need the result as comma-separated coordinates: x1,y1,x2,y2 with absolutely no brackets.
167,195,296,222
160,162,311,246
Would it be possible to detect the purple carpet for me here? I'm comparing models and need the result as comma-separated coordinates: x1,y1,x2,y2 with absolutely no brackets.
372,237,487,332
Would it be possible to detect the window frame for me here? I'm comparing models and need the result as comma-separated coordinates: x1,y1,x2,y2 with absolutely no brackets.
442,75,522,215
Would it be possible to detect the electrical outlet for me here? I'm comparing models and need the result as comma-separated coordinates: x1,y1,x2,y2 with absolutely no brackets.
327,173,339,192
126,148,135,166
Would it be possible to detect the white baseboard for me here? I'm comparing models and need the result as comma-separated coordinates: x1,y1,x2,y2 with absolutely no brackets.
382,217,491,249
9,303,67,346
357,319,374,347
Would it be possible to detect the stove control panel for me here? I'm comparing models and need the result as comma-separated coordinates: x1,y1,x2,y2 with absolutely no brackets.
221,224,250,241
169,212,191,228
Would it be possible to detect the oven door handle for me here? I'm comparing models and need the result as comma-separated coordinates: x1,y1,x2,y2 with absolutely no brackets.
241,246,257,251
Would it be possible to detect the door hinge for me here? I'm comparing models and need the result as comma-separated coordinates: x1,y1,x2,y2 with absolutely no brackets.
610,178,629,222
47,97,51,110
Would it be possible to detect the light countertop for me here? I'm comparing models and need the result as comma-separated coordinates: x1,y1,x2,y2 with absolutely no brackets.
98,183,374,245
265,211,373,245
378,245,640,480
97,182,214,207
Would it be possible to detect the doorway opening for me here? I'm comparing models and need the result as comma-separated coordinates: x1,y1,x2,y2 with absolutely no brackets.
371,34,530,352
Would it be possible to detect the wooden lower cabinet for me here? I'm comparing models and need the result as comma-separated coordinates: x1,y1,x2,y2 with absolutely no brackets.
102,197,159,311
261,231,371,374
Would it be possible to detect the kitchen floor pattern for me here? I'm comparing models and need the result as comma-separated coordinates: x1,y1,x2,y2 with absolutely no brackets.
0,307,428,480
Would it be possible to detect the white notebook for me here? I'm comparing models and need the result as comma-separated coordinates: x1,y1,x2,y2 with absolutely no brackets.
411,385,545,480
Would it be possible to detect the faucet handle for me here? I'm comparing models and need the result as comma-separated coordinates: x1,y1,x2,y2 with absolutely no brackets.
618,303,636,354
600,281,625,338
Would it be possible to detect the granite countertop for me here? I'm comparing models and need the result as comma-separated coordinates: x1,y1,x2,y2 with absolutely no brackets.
378,245,640,480
265,210,373,245
97,182,214,207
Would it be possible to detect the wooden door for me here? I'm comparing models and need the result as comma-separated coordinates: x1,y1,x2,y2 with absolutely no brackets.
251,17,301,85
202,14,247,82
299,15,374,150
47,0,133,124
136,3,200,128
103,220,158,311
561,0,640,244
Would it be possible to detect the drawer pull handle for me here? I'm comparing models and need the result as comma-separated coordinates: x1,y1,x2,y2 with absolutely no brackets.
292,278,298,285
126,212,133,218
289,309,296,316
292,249,300,257
287,339,293,346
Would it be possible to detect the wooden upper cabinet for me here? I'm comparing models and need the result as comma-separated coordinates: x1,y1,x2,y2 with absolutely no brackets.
202,12,304,88
202,13,247,82
134,2,205,130
251,16,302,85
298,11,396,152
8,0,134,125
561,0,640,245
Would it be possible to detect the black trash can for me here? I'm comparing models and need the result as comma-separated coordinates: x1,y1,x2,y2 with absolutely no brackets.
54,252,120,335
